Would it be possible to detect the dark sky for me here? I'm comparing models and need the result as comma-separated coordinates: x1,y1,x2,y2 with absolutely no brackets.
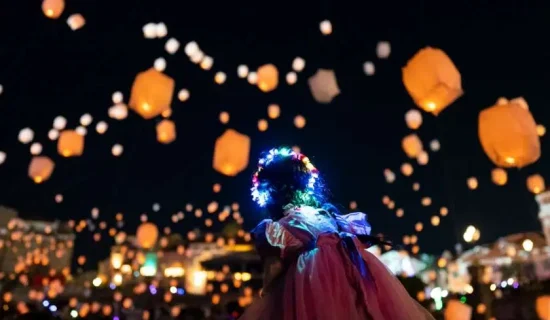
0,1,549,266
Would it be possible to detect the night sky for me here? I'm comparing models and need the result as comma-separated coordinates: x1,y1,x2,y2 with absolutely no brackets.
0,1,548,266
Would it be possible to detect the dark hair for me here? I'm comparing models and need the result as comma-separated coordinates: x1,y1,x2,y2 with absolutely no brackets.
254,148,334,220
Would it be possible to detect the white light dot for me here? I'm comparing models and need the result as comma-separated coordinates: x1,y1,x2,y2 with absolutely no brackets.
112,91,123,104
184,41,200,56
112,144,123,157
76,126,87,136
152,203,161,212
247,72,258,85
214,72,226,84
237,65,249,78
165,38,180,54
0,151,6,165
154,58,166,72
55,194,63,203
0,84,3,95
363,61,375,75
376,41,391,59
96,121,108,134
286,72,297,85
155,22,167,38
108,104,128,120
178,89,190,102
292,57,305,72
30,143,42,155
430,139,441,152
53,116,67,130
200,56,214,70
48,129,59,140
80,113,93,126
142,23,156,39
18,128,34,144
320,20,332,35
189,51,204,64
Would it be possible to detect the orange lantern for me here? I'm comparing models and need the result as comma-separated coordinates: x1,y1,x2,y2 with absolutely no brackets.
444,300,472,320
42,0,65,19
156,120,176,144
491,168,508,186
478,98,540,168
402,47,463,115
527,174,545,194
129,68,175,119
536,295,550,320
136,222,158,249
401,134,423,158
28,156,55,183
256,64,279,92
213,129,251,177
57,130,84,157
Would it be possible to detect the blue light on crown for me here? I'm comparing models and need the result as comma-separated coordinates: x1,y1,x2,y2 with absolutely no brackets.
251,147,319,207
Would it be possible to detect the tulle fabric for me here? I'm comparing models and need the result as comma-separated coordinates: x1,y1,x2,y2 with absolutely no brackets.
239,206,435,320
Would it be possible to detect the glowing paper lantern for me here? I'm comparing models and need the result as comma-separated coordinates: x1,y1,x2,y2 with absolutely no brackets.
42,0,64,19
156,120,176,144
405,109,423,130
28,156,55,183
478,98,540,168
67,14,85,31
527,174,545,194
136,223,158,249
267,104,280,119
402,134,423,158
213,129,251,177
536,295,550,320
129,68,175,119
467,177,478,190
308,69,340,104
256,64,279,92
444,300,472,320
491,168,507,186
537,124,546,137
401,163,413,176
57,130,84,157
402,47,463,115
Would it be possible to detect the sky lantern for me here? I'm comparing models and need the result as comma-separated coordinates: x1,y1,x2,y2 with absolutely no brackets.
401,134,423,158
527,174,545,194
129,68,175,119
67,14,85,31
156,120,176,144
536,296,550,320
308,69,340,103
256,64,278,92
402,47,463,115
57,130,84,157
42,0,64,19
444,299,472,320
405,109,423,129
491,168,508,186
478,98,540,168
267,104,280,119
401,163,413,176
213,129,251,177
28,156,55,183
136,222,158,249
467,177,478,190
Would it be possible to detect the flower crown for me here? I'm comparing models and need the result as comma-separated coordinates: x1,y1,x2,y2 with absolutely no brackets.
251,147,319,207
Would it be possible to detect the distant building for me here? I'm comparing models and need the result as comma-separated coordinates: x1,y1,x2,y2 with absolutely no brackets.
0,206,75,275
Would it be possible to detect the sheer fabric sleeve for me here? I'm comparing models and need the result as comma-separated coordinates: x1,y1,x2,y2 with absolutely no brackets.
333,212,372,236
252,219,304,260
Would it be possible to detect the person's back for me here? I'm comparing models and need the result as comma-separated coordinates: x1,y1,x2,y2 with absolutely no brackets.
239,147,434,320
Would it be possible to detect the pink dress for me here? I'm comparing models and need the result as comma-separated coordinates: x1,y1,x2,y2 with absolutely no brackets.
239,206,435,320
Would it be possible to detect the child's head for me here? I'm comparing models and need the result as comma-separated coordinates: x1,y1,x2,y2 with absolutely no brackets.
251,147,328,219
